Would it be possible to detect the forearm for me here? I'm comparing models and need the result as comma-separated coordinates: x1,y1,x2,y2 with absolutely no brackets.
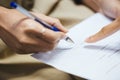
82,0,100,12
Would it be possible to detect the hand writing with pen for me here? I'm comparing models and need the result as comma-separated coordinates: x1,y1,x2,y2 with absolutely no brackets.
0,7,67,53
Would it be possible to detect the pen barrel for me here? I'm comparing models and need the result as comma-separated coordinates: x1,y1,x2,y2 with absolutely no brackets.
35,18,60,31
10,2,60,32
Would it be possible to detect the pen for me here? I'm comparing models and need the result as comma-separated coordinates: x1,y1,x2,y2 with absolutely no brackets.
10,2,74,44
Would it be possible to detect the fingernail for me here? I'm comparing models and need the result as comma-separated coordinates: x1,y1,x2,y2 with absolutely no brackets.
85,36,93,43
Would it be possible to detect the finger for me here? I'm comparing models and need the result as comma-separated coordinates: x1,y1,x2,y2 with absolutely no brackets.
45,18,68,33
29,28,65,43
15,37,57,53
32,13,68,33
23,19,65,43
85,18,120,43
19,40,56,53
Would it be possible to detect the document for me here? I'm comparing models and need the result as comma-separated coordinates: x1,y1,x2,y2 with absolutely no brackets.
32,13,120,80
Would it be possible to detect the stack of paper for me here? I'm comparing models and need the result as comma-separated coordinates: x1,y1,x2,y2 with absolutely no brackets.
32,13,120,80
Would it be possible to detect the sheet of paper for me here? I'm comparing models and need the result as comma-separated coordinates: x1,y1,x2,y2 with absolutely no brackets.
32,13,120,80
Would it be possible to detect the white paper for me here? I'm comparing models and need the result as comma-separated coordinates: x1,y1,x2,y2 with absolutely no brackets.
32,13,120,80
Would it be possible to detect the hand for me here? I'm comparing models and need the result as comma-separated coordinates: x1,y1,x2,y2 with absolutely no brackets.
0,7,68,53
85,0,120,43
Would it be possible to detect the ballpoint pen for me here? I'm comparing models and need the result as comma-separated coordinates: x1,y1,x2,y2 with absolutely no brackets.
10,2,75,49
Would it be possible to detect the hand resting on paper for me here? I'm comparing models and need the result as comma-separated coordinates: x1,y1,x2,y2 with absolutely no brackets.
85,0,120,43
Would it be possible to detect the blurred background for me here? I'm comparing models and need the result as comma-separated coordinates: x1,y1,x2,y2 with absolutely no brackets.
0,0,34,10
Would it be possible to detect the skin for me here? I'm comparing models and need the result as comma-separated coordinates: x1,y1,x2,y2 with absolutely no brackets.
0,7,68,54
85,0,120,43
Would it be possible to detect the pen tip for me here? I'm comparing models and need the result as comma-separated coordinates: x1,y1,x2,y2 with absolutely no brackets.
56,37,75,50
65,37,74,44
56,39,75,50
